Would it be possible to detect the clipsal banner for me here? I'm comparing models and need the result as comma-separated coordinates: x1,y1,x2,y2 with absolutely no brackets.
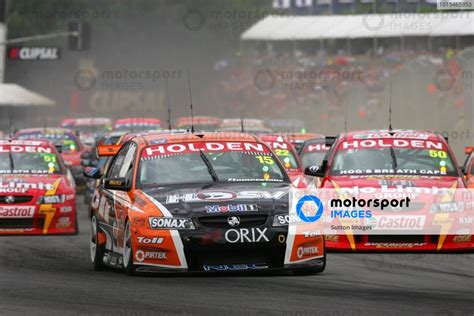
8,47,60,60
340,139,445,150
0,206,35,218
142,142,269,158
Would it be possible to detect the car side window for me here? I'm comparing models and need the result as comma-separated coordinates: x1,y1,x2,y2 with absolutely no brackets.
118,142,137,182
107,142,136,179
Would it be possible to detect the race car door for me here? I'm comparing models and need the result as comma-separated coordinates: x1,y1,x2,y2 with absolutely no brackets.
99,142,137,253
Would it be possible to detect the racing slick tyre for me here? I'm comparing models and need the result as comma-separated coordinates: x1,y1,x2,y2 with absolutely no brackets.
123,220,136,276
90,215,105,271
292,255,326,275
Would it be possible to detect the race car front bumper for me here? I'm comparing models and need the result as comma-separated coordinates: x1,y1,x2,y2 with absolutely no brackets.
129,225,325,272
0,201,77,235
325,234,474,252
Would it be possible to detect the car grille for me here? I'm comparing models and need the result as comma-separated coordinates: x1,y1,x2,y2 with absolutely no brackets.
0,217,44,229
0,195,34,204
197,215,268,228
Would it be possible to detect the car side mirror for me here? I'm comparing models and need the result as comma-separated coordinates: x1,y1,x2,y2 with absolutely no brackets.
103,177,130,191
83,167,102,179
304,165,326,178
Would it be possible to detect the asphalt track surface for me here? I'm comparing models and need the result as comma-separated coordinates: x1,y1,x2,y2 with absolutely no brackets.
1,197,473,316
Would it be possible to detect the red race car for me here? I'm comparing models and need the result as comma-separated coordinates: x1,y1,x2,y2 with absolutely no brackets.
113,118,161,132
0,139,77,235
298,137,331,168
175,116,222,132
15,128,87,186
259,134,305,187
304,130,472,251
463,146,474,188
60,117,112,149
278,132,324,152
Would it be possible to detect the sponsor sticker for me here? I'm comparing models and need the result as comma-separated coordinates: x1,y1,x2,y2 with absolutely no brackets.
0,206,35,218
224,228,269,243
142,142,268,159
203,263,268,271
137,236,164,244
148,217,194,230
205,204,258,213
135,250,167,262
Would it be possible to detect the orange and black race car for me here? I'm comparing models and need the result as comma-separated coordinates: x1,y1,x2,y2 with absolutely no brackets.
85,132,325,274
0,139,77,235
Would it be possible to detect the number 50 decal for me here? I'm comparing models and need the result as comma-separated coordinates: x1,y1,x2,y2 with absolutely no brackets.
429,150,447,158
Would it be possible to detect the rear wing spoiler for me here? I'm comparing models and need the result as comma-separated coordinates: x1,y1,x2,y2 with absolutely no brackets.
96,144,121,157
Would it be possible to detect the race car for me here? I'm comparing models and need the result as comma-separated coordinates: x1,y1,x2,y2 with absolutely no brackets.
0,139,77,235
304,129,473,251
279,132,324,152
259,134,305,187
217,118,272,135
15,128,87,186
175,116,222,132
266,119,305,133
85,132,325,274
462,146,473,188
298,137,331,168
60,117,112,148
113,118,162,132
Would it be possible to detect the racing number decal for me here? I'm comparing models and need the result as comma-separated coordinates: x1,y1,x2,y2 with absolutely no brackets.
274,149,289,156
255,155,274,165
429,150,447,158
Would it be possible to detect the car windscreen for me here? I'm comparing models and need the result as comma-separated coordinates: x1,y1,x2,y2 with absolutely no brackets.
139,141,287,186
300,142,329,167
330,139,457,176
0,148,62,175
272,148,299,171
74,125,111,133
17,132,80,153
